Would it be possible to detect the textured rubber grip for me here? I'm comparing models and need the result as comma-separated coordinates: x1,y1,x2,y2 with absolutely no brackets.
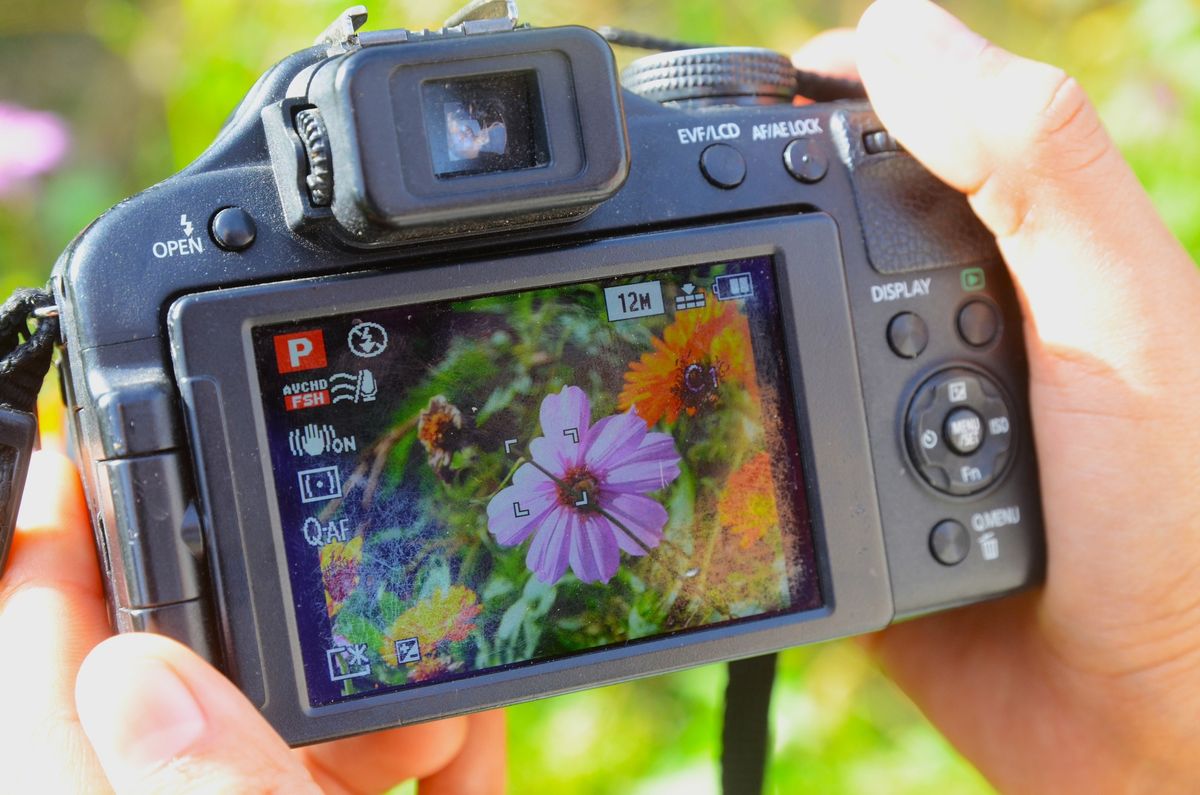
622,47,798,104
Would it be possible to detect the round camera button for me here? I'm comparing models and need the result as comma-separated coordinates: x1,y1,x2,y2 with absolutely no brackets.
906,367,1018,496
943,407,985,455
783,138,828,183
699,143,746,189
930,520,970,566
958,300,1000,347
887,312,928,358
211,207,257,252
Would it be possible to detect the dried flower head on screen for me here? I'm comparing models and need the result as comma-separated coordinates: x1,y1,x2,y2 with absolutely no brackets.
418,395,466,471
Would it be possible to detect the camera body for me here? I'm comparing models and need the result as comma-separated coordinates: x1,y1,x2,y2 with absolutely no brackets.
52,7,1043,745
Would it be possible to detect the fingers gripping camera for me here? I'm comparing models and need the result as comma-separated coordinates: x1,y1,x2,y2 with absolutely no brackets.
51,2,1042,744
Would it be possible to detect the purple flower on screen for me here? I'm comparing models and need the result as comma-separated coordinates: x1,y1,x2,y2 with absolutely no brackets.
0,102,70,196
487,385,682,585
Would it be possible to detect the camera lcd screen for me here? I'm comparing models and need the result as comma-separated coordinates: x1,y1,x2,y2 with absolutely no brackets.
251,256,821,707
421,71,550,179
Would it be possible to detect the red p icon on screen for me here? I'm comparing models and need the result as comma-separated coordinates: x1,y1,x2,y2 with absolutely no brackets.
274,330,327,374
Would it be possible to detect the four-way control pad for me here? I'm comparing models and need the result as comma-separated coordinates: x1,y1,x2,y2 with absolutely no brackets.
906,368,1014,496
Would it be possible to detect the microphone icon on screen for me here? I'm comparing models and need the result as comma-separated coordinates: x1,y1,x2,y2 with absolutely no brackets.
358,370,377,401
331,369,378,404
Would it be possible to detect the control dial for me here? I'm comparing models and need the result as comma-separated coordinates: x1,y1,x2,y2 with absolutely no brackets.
905,367,1016,496
622,47,797,107
295,108,333,207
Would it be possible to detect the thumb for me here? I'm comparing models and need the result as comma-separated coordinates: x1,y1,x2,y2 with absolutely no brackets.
856,0,1200,385
76,633,322,795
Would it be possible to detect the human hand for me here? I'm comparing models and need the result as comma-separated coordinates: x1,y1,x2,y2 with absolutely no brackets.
0,452,505,794
794,1,1200,791
797,0,1200,790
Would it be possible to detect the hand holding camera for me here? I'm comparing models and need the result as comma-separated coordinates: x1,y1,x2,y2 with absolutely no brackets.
1,0,1199,793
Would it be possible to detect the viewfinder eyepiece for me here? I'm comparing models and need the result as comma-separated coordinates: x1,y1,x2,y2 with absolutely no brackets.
289,26,629,246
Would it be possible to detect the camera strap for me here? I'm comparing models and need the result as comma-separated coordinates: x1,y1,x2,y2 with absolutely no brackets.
0,288,59,575
721,652,778,795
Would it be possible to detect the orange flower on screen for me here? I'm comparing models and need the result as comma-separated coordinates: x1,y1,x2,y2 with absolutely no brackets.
619,298,757,427
381,585,482,664
321,536,363,618
717,452,778,548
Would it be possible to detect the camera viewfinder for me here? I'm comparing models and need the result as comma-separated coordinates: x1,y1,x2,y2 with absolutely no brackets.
423,71,550,179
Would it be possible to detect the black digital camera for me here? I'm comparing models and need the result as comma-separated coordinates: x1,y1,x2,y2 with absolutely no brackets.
47,2,1043,745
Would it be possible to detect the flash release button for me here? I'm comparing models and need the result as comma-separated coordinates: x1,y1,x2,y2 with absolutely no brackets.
211,207,257,252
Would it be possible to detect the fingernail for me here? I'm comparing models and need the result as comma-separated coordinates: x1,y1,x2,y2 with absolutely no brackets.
78,656,208,770
863,0,988,67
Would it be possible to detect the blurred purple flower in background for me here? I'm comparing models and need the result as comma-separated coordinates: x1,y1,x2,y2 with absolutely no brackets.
0,102,70,197
487,385,681,585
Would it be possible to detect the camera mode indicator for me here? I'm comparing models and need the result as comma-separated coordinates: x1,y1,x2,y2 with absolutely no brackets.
604,281,665,322
274,330,327,374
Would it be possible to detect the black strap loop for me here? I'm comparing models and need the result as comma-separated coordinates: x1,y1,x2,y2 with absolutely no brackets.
0,287,59,575
0,289,59,415
598,26,705,54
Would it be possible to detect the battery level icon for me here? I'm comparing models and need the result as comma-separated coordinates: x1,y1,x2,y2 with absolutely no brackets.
713,273,755,302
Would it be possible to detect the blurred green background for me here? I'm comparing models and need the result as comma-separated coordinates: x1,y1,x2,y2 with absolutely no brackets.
3,0,1198,792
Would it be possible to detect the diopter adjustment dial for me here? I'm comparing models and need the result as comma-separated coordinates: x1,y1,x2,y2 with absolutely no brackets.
621,47,797,106
295,108,333,207
905,367,1016,496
